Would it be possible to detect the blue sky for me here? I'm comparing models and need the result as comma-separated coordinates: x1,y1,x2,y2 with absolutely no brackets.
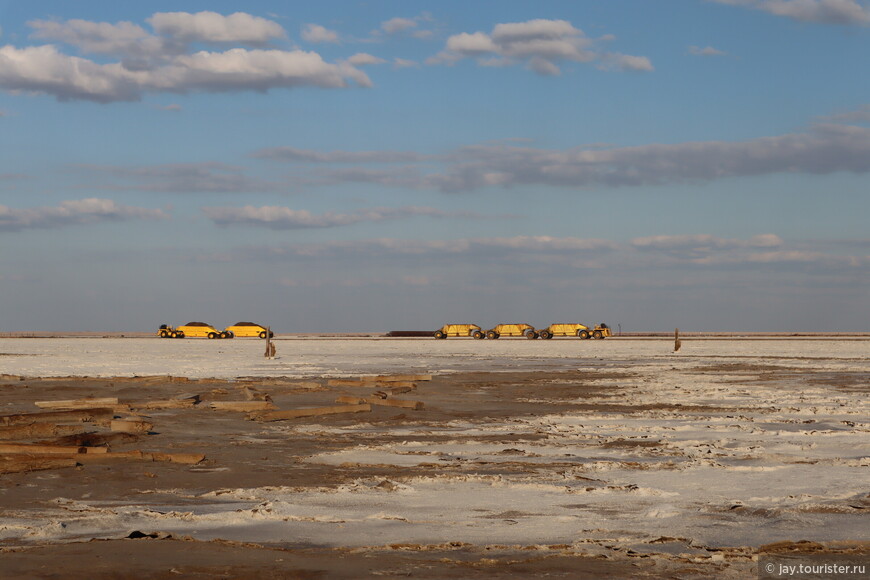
1,0,868,332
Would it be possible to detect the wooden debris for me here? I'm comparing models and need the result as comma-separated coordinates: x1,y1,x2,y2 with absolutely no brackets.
0,456,79,475
110,419,153,434
0,443,107,455
0,423,87,441
335,396,424,411
0,408,114,427
172,393,201,402
132,399,197,411
326,378,371,387
35,398,119,410
239,386,272,402
251,404,371,422
209,401,276,412
335,396,367,405
291,381,322,390
24,450,205,465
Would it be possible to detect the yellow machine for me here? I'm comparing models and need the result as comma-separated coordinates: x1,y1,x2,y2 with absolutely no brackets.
486,323,538,339
537,323,610,339
175,321,228,339
581,323,612,339
224,322,273,339
157,324,184,339
434,324,484,339
538,323,612,340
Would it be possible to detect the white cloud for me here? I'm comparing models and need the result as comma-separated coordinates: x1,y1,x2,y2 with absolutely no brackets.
600,53,655,72
689,45,727,56
0,198,168,232
301,23,340,44
393,58,419,69
203,205,481,229
0,44,371,102
380,17,418,35
148,11,286,44
428,19,651,75
0,13,369,103
271,123,870,193
28,18,166,57
712,0,870,25
347,53,387,66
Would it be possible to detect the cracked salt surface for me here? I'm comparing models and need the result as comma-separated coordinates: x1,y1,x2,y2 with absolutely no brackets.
0,337,867,555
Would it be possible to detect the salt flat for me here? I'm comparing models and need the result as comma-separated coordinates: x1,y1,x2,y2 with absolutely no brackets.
0,336,867,378
0,337,867,578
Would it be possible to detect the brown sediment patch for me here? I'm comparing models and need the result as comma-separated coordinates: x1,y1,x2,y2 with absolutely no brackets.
0,537,755,579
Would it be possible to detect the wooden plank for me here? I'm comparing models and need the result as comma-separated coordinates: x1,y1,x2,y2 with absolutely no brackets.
335,396,366,405
334,396,424,410
0,408,115,427
209,401,276,412
0,443,104,455
110,420,153,433
35,398,119,410
33,451,205,464
0,423,87,441
132,399,196,411
251,404,371,422
326,378,372,387
0,457,79,474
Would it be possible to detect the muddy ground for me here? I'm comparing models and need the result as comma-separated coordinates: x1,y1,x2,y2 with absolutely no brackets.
0,361,867,578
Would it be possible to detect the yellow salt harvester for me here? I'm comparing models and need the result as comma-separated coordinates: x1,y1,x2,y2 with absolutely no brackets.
434,324,485,339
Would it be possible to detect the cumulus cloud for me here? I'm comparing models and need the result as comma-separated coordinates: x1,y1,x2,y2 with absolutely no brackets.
712,0,870,25
147,11,286,44
820,104,870,123
0,198,168,232
301,23,340,44
29,18,167,58
689,45,727,56
0,12,369,102
374,14,435,38
203,205,481,229
428,18,652,75
346,53,387,66
380,17,419,35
